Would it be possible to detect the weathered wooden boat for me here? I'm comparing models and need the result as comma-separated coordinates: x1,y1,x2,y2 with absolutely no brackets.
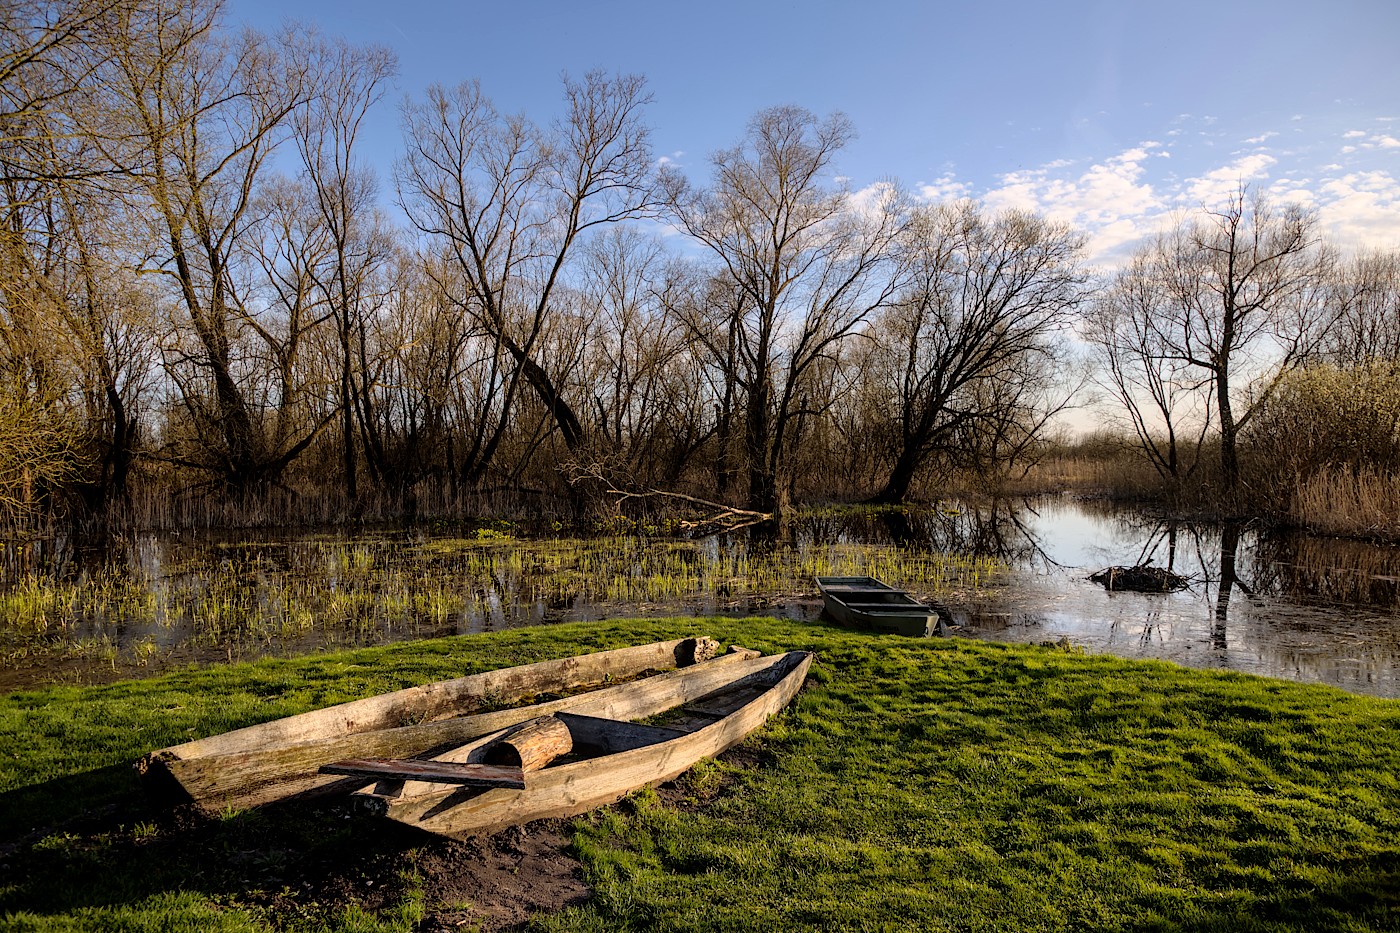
328,648,813,838
138,636,728,811
816,575,943,637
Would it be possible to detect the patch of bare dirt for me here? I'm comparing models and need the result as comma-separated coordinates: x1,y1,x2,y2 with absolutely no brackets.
415,821,588,932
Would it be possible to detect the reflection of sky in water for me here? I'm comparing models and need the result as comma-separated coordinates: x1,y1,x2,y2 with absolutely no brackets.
954,499,1400,699
9,501,1400,698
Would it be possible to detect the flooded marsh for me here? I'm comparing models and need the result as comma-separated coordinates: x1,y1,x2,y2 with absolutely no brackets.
0,522,998,688
3,498,1399,698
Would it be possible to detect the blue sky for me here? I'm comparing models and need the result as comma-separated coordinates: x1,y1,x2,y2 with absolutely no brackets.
230,0,1400,266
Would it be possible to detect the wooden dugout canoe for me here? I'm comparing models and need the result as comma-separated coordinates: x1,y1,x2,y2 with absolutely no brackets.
336,648,813,839
816,575,942,637
137,636,728,811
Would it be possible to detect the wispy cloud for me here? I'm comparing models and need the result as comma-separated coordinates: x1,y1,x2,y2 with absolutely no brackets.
976,143,1170,264
1181,152,1278,207
916,174,973,202
910,122,1398,266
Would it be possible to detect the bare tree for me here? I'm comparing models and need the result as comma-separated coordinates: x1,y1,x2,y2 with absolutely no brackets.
662,106,902,514
293,34,396,501
1083,253,1213,483
88,0,337,496
867,201,1085,503
0,0,159,516
397,70,655,484
1,0,127,186
574,227,708,483
1152,188,1334,493
1318,249,1400,366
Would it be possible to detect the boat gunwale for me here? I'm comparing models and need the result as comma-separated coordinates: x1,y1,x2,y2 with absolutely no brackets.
353,649,814,836
138,636,725,809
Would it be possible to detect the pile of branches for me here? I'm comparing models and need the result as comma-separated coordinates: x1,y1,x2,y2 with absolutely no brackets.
1089,563,1190,593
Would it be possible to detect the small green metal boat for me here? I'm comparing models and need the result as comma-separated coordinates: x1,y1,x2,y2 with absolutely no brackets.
816,575,942,637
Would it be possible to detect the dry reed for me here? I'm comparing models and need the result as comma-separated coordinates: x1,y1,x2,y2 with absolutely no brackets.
1290,466,1400,541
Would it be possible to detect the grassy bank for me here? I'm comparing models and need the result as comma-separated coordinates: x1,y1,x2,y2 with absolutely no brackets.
2,618,1398,931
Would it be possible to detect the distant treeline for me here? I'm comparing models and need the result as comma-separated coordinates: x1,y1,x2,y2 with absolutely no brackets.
2,1,1397,530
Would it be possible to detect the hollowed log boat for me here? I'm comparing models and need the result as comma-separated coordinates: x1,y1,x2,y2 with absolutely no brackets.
816,575,944,637
137,636,727,811
331,648,812,838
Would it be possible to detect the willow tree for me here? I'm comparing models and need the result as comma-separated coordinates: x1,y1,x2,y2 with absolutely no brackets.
1083,254,1213,483
867,201,1084,502
397,70,655,488
95,0,328,496
662,106,902,514
293,35,396,501
1151,188,1334,494
1,0,157,515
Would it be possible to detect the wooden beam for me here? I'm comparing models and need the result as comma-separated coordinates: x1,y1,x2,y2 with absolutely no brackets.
480,715,573,772
322,758,526,789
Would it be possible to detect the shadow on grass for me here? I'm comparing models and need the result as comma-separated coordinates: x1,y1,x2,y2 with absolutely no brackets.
0,763,146,849
0,777,426,924
1120,849,1400,932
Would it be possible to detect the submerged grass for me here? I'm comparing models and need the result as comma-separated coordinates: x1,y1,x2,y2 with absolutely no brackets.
0,530,1001,677
2,618,1398,931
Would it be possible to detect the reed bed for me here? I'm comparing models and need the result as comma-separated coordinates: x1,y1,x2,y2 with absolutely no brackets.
1290,466,1400,541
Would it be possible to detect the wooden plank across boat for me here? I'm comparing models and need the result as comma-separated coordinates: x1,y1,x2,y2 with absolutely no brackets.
336,648,813,839
137,636,728,811
816,575,942,637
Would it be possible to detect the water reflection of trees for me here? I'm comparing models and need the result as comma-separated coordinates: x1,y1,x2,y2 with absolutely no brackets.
1096,516,1400,612
1250,531,1400,608
796,503,1046,566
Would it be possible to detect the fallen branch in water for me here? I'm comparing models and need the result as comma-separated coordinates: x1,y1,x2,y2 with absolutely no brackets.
566,463,772,534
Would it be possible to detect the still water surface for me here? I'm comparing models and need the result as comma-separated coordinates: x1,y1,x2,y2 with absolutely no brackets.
3,497,1398,697
951,499,1400,699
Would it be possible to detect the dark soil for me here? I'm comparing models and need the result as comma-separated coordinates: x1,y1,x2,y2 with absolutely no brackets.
0,793,587,931
413,823,588,932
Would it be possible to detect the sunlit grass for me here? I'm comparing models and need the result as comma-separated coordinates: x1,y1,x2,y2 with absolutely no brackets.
1,618,1397,931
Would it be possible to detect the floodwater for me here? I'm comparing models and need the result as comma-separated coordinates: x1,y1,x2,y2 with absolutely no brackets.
943,498,1400,699
2,498,1398,698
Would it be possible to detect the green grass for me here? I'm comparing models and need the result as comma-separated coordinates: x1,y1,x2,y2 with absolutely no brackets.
2,618,1398,931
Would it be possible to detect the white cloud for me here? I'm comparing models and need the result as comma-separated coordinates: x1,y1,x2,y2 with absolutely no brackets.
972,143,1170,266
1343,130,1368,139
1245,131,1278,144
1181,152,1277,207
897,119,1399,269
916,174,973,202
844,180,901,220
1316,170,1400,251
